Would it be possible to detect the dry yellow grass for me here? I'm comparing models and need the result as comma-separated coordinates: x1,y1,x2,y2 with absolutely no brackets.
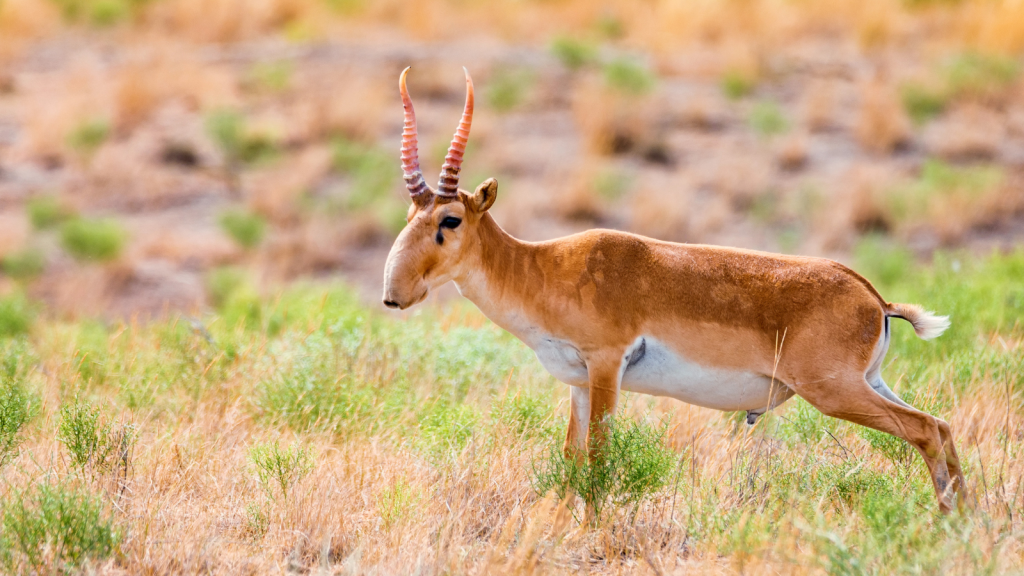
1,270,1023,574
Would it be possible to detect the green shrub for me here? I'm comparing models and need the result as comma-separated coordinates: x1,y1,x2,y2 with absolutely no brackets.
592,169,630,201
219,210,266,250
722,69,756,100
595,14,625,39
206,266,249,309
532,416,677,522
27,195,75,230
0,380,32,468
491,391,556,439
748,101,789,138
66,118,110,158
60,218,126,262
860,427,914,469
550,36,597,70
252,336,377,432
817,460,897,509
901,83,947,124
943,52,1019,100
603,58,656,95
49,0,146,25
0,482,120,573
205,109,280,167
1,249,45,281
249,440,314,501
853,235,916,288
243,501,269,540
57,400,136,474
883,160,1003,226
332,136,395,208
376,479,418,528
486,67,532,112
246,61,292,93
418,402,478,460
0,294,33,338
206,109,244,160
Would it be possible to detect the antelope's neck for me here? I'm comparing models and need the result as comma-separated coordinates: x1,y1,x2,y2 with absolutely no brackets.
452,214,551,342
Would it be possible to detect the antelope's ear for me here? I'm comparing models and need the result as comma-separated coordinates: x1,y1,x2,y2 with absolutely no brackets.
469,178,498,213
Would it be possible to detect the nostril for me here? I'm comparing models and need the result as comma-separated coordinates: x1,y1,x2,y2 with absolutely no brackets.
383,300,400,309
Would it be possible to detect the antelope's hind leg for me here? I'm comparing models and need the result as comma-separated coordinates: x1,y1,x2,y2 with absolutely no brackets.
794,372,964,513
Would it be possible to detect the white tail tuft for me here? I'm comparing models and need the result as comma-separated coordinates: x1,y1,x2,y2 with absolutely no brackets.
889,303,950,340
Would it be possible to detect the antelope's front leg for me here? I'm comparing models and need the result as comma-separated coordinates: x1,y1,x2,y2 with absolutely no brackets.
585,353,623,456
564,385,590,458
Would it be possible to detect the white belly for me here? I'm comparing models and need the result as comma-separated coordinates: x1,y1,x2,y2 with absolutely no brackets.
529,333,776,412
620,337,776,411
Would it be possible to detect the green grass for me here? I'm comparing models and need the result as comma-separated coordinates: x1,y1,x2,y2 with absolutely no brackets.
532,416,677,522
0,481,120,572
60,218,127,262
603,58,656,95
722,69,757,100
944,52,1019,101
66,118,110,158
0,379,32,468
550,36,598,70
205,109,280,167
882,159,1004,234
486,67,532,112
1,248,45,281
900,52,1021,124
219,209,267,249
0,294,34,338
249,440,314,502
49,0,147,25
901,82,948,125
57,399,136,474
748,100,789,138
0,247,1021,571
246,60,293,93
27,195,75,230
331,136,409,235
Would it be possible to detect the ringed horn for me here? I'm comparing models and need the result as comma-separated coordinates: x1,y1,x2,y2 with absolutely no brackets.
437,67,474,198
399,67,432,201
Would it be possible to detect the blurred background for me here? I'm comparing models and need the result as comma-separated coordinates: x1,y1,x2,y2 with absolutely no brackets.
0,0,1022,320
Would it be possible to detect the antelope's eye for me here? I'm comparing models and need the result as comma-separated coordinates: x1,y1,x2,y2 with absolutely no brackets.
440,216,462,229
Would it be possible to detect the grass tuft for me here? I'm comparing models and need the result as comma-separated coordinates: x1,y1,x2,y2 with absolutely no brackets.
66,118,109,159
0,482,120,573
0,379,32,468
532,416,677,522
60,218,127,262
249,440,314,502
1,249,45,281
57,400,136,476
749,100,789,138
219,209,267,250
550,36,597,70
603,58,656,96
27,196,75,230
0,293,34,338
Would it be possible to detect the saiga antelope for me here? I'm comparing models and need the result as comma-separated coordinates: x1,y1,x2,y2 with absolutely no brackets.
382,68,969,513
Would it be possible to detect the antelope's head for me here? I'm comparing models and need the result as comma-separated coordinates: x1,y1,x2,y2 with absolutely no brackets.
383,68,498,310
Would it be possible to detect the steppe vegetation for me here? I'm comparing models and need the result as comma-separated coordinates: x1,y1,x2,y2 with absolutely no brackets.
0,0,1023,573
0,244,1021,573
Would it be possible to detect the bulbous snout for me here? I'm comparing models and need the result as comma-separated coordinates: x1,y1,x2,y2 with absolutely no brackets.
382,235,428,311
381,280,427,311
